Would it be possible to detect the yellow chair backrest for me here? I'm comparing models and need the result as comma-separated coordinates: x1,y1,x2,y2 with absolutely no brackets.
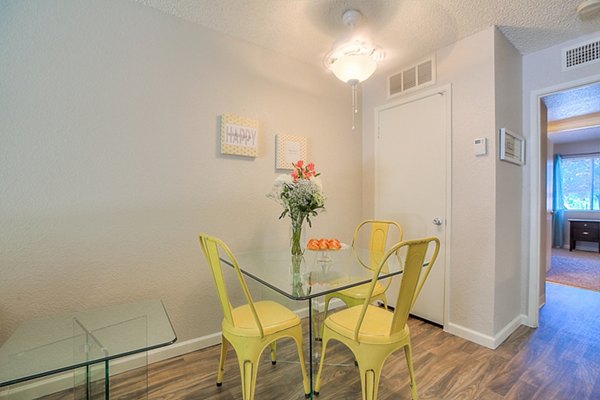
351,220,403,271
352,237,440,341
199,233,265,338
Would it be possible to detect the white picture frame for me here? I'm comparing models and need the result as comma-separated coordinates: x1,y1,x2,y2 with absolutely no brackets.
499,128,525,166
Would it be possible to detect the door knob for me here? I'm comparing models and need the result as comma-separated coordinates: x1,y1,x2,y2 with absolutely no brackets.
433,217,443,226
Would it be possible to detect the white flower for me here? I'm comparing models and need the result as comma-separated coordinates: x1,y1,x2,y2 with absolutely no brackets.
309,176,323,191
267,161,325,226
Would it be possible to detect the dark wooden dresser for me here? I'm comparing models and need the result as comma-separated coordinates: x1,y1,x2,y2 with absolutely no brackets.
569,219,600,252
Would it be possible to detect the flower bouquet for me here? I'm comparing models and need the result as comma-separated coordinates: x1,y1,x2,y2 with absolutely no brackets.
267,161,325,256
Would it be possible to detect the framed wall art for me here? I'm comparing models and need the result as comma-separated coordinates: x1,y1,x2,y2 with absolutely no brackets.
276,134,307,169
499,128,525,166
220,113,258,157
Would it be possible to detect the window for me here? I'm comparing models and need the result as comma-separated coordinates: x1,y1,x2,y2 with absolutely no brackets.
561,155,600,210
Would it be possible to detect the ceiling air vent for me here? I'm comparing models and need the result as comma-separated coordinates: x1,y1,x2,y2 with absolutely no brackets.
562,37,600,71
388,56,436,97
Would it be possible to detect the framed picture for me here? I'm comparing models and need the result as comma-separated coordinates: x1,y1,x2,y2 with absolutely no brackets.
220,113,258,157
276,134,307,169
499,128,525,166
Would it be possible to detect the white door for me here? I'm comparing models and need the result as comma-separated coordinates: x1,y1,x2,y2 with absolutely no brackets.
374,86,450,325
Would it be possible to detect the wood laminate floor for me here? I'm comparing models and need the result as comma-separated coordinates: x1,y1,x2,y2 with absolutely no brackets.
39,283,600,399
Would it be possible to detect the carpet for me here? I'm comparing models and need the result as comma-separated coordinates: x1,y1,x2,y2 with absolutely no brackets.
547,248,600,292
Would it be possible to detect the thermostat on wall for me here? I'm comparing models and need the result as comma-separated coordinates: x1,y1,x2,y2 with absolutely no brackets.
474,138,487,156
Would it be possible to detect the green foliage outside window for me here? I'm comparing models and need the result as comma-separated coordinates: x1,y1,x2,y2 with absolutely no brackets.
561,156,600,210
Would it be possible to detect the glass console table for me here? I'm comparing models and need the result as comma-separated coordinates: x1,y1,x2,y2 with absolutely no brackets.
0,299,176,399
223,247,403,399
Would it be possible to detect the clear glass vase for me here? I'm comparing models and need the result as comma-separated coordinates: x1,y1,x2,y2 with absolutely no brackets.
290,215,306,256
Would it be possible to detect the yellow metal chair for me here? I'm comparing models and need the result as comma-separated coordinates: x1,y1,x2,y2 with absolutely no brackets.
199,234,310,400
315,237,440,400
321,220,402,321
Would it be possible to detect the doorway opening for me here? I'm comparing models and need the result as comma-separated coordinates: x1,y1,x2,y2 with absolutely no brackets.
540,81,600,294
528,75,600,327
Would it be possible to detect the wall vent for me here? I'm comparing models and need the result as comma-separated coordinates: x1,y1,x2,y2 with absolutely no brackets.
562,37,600,71
388,56,436,97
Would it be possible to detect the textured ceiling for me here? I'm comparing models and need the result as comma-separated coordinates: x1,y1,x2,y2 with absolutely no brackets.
544,83,600,121
135,0,600,142
545,83,600,143
135,0,600,72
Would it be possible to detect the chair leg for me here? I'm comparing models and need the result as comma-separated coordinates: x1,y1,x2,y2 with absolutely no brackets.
314,331,330,394
356,357,384,400
292,331,311,397
404,343,419,400
323,294,332,317
216,337,229,386
236,348,261,400
318,295,333,339
269,341,277,364
238,359,259,400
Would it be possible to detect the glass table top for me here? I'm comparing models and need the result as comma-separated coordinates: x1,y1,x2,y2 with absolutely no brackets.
227,247,403,300
0,299,176,387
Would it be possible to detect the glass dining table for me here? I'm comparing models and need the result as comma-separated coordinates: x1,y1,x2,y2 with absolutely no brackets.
0,299,176,399
224,246,403,398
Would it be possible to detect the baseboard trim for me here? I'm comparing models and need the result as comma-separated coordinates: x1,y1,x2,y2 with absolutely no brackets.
492,314,527,349
445,314,526,350
445,323,495,349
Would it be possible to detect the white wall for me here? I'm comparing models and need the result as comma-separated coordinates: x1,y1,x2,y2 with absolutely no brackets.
554,139,600,154
493,29,523,334
363,26,527,347
0,1,362,345
363,28,500,340
522,30,600,314
437,28,499,339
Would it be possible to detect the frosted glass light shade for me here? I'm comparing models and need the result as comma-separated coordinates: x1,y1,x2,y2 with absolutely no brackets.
330,54,377,84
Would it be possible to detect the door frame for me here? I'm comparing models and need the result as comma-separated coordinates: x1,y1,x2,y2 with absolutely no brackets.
527,74,600,327
373,84,452,327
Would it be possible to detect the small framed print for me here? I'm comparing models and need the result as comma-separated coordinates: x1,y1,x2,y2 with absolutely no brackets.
276,134,307,170
499,128,525,166
220,113,258,157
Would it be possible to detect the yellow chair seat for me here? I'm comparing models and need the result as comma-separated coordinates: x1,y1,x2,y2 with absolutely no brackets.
336,281,385,300
316,237,440,400
227,300,301,336
326,305,410,345
320,220,402,334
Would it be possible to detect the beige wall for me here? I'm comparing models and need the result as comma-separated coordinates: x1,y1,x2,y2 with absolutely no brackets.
437,28,498,338
0,1,362,344
363,28,500,340
363,27,526,346
493,29,523,334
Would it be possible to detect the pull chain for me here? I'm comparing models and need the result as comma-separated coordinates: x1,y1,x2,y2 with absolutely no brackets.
350,80,359,131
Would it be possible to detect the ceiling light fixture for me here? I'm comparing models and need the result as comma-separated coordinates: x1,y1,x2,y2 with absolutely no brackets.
577,0,600,17
325,9,385,130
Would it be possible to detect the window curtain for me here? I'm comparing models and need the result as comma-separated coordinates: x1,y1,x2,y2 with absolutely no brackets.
552,154,565,248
